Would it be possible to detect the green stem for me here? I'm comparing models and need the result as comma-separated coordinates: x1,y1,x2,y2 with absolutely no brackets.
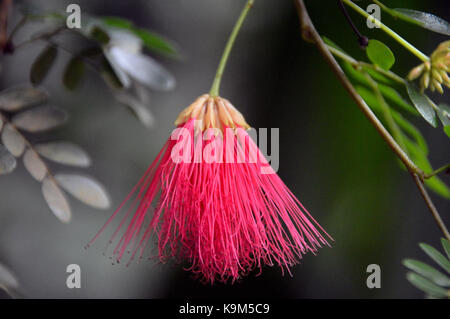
209,0,254,97
342,0,429,63
327,44,405,84
425,163,450,179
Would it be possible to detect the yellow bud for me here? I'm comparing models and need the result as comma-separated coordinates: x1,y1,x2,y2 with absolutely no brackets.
432,68,443,83
421,72,430,90
432,79,444,94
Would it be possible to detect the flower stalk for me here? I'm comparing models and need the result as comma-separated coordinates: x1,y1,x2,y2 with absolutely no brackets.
209,0,254,97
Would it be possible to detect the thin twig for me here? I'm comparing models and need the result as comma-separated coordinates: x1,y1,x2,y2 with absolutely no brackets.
337,0,368,48
424,163,450,179
0,0,12,49
294,0,449,240
412,173,450,240
7,14,26,42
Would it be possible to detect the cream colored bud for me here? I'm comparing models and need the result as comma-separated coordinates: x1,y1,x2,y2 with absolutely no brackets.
421,72,430,90
174,94,251,134
407,64,425,81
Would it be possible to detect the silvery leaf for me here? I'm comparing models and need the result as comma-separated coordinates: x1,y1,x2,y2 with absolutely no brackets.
35,142,91,167
42,177,71,223
0,262,19,289
23,149,47,181
107,29,142,53
0,87,48,112
103,49,132,88
12,105,68,132
0,145,16,175
406,82,438,127
55,174,110,209
115,93,154,128
106,47,175,91
394,9,450,36
1,124,25,157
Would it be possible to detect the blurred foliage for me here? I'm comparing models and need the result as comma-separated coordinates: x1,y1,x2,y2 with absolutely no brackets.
0,87,110,223
0,3,180,224
404,239,450,298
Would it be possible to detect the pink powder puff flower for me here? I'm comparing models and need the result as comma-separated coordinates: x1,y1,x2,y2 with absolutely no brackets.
89,94,332,284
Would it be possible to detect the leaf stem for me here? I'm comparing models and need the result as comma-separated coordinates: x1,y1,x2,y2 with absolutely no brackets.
7,15,27,43
424,163,450,179
341,0,429,63
209,0,254,97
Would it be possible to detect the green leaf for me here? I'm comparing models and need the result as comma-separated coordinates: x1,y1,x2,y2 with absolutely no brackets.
90,26,110,44
101,16,133,29
132,29,177,57
437,104,450,126
403,259,450,286
355,85,428,155
393,9,450,36
442,239,450,260
406,272,449,298
444,125,450,138
406,82,437,127
425,176,450,199
366,39,395,70
392,113,428,155
357,84,449,198
364,68,396,86
63,56,85,91
420,243,450,275
378,84,418,116
342,62,400,97
30,45,58,86
342,61,369,85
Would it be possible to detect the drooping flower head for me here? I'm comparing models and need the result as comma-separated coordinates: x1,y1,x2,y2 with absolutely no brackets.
89,94,332,284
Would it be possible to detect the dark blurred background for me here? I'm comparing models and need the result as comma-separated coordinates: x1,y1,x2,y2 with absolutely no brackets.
0,0,449,298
